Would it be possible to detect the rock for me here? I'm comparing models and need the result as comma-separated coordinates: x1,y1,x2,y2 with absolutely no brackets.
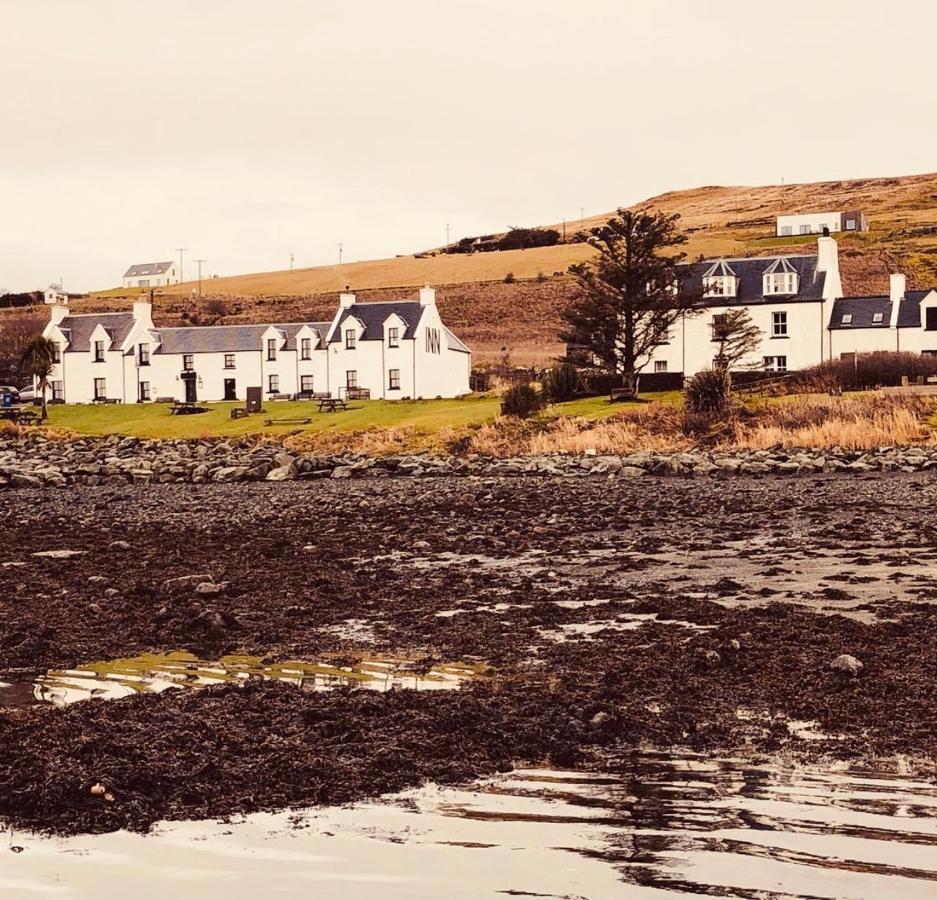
195,581,227,595
829,653,863,676
162,573,214,594
590,711,612,726
11,473,41,488
32,549,86,559
619,466,646,478
331,465,355,479
108,540,131,552
103,588,119,598
265,465,293,481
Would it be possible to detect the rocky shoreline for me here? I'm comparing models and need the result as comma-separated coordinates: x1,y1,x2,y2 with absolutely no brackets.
3,434,937,488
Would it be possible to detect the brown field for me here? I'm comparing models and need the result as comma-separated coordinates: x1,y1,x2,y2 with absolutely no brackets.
7,172,937,366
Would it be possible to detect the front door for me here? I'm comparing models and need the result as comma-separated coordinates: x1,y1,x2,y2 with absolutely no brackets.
183,373,197,403
223,378,236,401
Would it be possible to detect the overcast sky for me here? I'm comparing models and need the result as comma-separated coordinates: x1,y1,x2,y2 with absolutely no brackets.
1,0,934,292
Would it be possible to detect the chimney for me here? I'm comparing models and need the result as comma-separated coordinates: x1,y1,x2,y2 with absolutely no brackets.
133,299,154,328
890,273,906,304
49,302,69,326
816,232,842,299
419,284,436,306
339,290,356,308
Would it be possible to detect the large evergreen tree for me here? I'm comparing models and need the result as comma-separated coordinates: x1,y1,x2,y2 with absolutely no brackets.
561,209,697,398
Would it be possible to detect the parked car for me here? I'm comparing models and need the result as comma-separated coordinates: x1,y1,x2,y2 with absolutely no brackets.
18,385,37,403
0,385,21,406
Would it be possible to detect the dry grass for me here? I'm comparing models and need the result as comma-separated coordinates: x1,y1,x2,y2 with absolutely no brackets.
283,425,438,456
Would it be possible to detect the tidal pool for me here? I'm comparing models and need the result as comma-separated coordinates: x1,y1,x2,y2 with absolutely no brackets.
5,753,936,899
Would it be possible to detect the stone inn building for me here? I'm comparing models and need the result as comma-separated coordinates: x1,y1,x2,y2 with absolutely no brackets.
41,287,471,404
644,234,937,379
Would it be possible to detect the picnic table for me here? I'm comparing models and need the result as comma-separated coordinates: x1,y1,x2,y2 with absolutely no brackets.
0,407,40,425
317,398,347,413
169,402,207,416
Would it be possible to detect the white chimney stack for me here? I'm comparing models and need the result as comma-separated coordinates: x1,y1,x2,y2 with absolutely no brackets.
890,273,906,304
816,232,843,299
49,303,69,326
419,284,436,306
133,299,154,328
339,291,356,308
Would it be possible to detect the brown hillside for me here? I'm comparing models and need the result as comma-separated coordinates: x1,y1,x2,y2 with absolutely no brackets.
15,172,937,366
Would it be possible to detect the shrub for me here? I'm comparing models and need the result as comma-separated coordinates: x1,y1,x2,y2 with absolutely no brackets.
542,363,582,403
535,271,547,283
685,367,731,417
500,382,542,419
503,271,515,284
794,351,937,392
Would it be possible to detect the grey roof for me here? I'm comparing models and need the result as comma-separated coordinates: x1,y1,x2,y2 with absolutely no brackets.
58,313,135,352
680,254,826,306
444,326,470,354
330,301,425,342
124,262,173,278
763,256,798,274
152,322,325,355
702,259,737,278
829,290,935,330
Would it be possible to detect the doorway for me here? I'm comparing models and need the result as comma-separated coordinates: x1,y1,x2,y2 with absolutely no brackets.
182,372,198,403
223,378,237,401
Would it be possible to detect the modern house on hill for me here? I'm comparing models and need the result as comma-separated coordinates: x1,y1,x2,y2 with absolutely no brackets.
40,287,471,404
642,233,937,379
123,262,178,289
776,210,868,237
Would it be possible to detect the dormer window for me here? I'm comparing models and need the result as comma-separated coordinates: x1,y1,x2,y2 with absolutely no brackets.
702,260,738,298
345,328,356,350
872,312,884,324
841,313,853,325
94,340,105,362
762,258,799,295
388,327,399,348
266,338,277,360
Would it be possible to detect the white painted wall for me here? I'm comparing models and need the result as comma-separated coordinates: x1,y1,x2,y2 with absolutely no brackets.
776,212,842,236
122,265,178,289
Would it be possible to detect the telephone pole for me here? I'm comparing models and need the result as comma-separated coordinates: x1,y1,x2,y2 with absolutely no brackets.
579,208,585,230
290,253,294,270
338,242,343,264
194,258,206,296
175,247,187,283
445,222,451,252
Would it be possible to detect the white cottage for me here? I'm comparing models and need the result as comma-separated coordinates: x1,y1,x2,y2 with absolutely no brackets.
122,262,179,289
41,287,471,404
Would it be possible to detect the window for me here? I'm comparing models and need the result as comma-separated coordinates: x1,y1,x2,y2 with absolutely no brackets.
300,375,314,393
926,308,937,331
94,340,105,362
388,368,400,390
779,226,792,237
138,342,150,365
841,313,853,326
139,381,150,402
224,353,235,369
799,224,811,235
345,328,356,349
654,361,668,373
52,343,62,364
388,327,399,348
346,370,357,389
300,337,311,360
872,312,884,324
268,374,279,393
137,279,149,287
425,327,441,353
763,355,788,373
765,273,797,295
772,311,788,337
845,219,857,230
711,314,730,341
704,277,737,297
52,380,63,401
183,354,194,371
93,377,106,399
266,338,277,360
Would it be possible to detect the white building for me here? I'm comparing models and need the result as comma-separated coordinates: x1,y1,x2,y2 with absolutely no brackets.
643,234,937,379
123,262,179,289
776,210,867,237
41,287,471,404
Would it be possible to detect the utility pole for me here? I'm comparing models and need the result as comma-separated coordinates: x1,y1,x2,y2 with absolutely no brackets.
561,218,566,242
579,208,585,230
175,247,187,283
290,253,294,271
445,222,451,252
338,242,343,265
194,258,206,296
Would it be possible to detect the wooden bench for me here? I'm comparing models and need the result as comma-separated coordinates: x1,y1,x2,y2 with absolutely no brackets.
344,388,371,401
269,393,292,401
0,408,40,425
155,396,176,403
169,402,207,416
264,417,312,426
92,397,121,405
317,398,347,413
230,408,250,420
610,388,637,402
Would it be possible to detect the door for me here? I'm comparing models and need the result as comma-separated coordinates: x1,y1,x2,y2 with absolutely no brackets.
183,373,197,403
223,378,236,401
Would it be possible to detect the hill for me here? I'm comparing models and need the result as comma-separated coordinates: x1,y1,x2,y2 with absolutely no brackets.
66,172,937,365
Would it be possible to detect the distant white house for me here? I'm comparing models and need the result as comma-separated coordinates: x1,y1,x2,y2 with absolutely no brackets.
40,287,471,404
122,262,178,289
776,211,868,237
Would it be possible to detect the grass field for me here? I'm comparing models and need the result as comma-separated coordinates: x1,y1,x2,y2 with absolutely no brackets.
41,393,678,441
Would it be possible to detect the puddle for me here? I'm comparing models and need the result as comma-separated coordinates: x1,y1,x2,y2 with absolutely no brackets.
0,651,487,708
7,753,937,899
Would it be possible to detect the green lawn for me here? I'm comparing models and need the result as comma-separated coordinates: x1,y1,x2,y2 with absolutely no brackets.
42,392,678,440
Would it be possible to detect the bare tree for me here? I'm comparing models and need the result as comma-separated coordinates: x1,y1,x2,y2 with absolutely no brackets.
711,308,762,373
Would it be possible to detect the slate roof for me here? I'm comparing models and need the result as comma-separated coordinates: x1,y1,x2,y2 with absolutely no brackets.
702,259,737,278
829,290,935,330
124,262,174,278
58,313,135,352
679,254,826,306
152,322,326,355
330,301,425,342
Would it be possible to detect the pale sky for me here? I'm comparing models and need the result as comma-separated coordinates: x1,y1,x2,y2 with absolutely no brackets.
1,0,935,292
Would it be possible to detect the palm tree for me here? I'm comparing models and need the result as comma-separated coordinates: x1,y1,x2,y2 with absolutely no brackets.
20,335,57,421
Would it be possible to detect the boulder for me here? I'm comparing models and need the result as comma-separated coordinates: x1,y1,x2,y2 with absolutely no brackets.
829,654,863,676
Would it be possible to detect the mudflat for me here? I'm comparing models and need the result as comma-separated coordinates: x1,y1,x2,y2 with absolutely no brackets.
1,474,936,836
